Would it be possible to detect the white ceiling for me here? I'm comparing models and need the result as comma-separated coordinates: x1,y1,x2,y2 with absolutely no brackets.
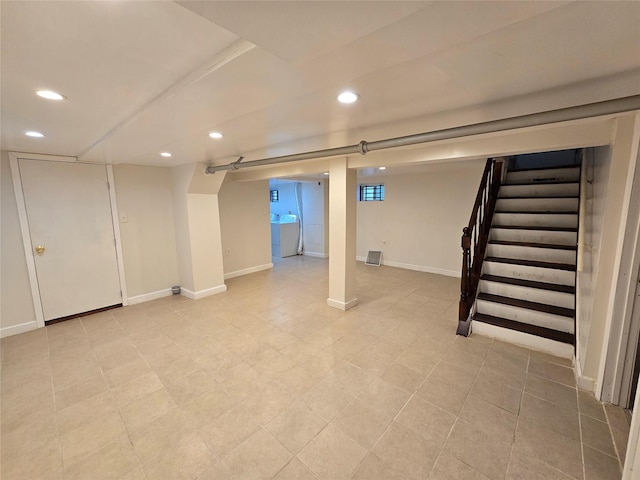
2,1,639,169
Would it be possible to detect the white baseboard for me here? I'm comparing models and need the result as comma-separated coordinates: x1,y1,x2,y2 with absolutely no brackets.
471,321,574,359
1,320,38,338
128,288,173,305
181,284,227,300
575,358,597,393
304,252,329,259
224,263,273,280
356,256,459,278
327,297,359,311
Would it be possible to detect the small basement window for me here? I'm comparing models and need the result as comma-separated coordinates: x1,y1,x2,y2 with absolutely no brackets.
359,184,385,201
270,189,279,202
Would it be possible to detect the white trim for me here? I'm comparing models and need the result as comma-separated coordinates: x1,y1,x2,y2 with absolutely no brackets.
598,113,640,401
327,297,359,311
623,388,640,479
181,284,227,300
9,152,46,328
127,288,173,305
575,357,597,392
470,321,574,359
9,151,77,163
106,165,128,307
224,263,273,280
304,252,329,259
356,256,459,278
0,321,38,338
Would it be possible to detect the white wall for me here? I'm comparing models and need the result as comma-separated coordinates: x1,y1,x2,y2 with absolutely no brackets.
584,114,640,390
112,165,179,300
1,151,37,335
356,160,486,276
577,147,612,378
219,178,272,277
301,180,329,258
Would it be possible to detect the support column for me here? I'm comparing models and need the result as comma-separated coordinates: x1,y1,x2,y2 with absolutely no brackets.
327,158,358,310
171,163,227,299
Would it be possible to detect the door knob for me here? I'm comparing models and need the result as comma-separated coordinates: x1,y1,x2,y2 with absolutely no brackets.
35,245,45,254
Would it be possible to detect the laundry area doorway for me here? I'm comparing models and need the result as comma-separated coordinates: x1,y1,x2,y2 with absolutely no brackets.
269,178,329,261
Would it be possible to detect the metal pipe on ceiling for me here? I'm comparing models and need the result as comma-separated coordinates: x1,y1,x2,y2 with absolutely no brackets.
204,95,640,174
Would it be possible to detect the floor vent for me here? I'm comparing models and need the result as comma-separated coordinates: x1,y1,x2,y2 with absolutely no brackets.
365,250,382,266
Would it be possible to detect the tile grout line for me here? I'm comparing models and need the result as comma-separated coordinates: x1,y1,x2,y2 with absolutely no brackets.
503,338,526,480
577,378,587,480
603,404,626,474
45,323,65,479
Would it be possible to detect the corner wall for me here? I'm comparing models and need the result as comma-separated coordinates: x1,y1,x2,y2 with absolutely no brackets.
1,151,37,335
112,165,180,302
301,181,329,258
356,159,486,276
576,146,612,383
218,178,272,278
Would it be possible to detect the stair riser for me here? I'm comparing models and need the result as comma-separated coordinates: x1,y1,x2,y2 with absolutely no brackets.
493,213,578,229
496,197,579,213
484,261,575,286
487,244,576,265
476,300,574,333
479,280,575,309
506,168,580,184
500,183,579,198
471,322,574,359
490,228,577,246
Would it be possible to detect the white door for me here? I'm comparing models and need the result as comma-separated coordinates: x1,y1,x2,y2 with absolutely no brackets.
18,159,122,321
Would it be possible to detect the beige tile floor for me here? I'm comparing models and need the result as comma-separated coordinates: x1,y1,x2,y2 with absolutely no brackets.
0,256,626,480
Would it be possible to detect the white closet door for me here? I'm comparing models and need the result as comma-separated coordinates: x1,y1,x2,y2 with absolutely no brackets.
19,159,122,320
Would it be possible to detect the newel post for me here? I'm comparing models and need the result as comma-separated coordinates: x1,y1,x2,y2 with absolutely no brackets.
457,227,472,336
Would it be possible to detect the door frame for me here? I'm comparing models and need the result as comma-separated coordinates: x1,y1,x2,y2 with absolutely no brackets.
9,152,128,328
600,120,640,406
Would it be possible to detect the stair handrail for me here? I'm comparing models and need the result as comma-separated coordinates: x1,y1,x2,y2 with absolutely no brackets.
458,158,503,336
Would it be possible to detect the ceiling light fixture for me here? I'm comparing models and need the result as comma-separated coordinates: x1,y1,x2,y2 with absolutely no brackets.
35,90,65,100
25,131,45,138
160,152,172,157
209,132,223,139
337,91,359,104
323,172,329,176
378,167,386,170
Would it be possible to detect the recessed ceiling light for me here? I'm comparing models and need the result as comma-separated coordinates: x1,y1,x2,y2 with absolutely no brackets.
25,131,45,138
378,167,386,170
323,172,330,176
160,152,172,157
337,91,359,104
209,132,223,139
35,90,65,100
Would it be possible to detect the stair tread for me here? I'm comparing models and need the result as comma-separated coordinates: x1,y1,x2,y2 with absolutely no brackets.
481,274,575,294
491,225,578,233
485,256,576,271
473,313,575,345
508,165,580,173
498,196,579,200
503,181,580,186
495,210,578,215
489,240,577,251
478,292,574,317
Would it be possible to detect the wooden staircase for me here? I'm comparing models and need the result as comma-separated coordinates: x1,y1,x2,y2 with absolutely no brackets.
471,164,579,356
